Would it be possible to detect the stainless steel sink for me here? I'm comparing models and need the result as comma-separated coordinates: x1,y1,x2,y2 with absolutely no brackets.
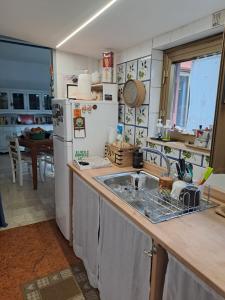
95,171,217,224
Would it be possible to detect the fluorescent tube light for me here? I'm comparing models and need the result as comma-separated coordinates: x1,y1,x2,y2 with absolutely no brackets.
56,0,118,48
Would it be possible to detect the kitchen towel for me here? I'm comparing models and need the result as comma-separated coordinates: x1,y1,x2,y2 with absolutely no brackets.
0,193,7,228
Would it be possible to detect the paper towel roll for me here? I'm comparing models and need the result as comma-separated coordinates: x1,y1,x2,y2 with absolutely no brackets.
77,71,93,100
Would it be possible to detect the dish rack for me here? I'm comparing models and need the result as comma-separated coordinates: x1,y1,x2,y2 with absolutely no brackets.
142,185,217,223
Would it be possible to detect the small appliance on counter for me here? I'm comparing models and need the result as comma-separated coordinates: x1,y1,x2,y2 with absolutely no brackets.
133,149,144,168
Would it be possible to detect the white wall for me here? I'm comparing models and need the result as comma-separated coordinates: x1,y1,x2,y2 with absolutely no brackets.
54,50,99,98
116,13,225,191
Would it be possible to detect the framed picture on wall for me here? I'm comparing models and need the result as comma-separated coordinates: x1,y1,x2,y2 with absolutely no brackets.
67,84,78,99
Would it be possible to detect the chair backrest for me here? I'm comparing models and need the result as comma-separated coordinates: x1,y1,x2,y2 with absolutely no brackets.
8,137,22,163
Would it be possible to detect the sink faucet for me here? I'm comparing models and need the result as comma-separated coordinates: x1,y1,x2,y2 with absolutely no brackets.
142,147,171,177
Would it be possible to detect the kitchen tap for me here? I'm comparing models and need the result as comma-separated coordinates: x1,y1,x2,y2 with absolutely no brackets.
142,147,171,177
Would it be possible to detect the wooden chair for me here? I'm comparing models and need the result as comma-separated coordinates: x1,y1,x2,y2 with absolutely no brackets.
8,137,44,186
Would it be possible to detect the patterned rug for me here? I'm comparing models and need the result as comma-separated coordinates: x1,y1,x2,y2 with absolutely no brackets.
22,265,99,300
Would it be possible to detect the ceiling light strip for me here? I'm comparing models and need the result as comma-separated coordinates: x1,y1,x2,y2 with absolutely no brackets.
56,0,118,48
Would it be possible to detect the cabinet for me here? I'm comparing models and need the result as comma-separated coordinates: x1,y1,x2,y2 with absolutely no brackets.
0,90,10,112
27,92,41,111
73,175,152,300
43,93,52,112
11,91,26,111
73,175,100,288
98,198,152,300
0,88,52,114
163,254,225,300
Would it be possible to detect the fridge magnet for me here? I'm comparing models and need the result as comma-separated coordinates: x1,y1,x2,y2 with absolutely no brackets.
74,116,86,138
73,108,81,118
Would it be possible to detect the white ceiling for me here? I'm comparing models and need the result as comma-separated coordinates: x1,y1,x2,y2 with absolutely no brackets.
0,0,225,58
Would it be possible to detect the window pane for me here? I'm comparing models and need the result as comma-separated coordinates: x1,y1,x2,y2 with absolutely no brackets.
44,94,52,110
12,93,24,109
29,94,40,110
168,53,221,130
0,92,9,109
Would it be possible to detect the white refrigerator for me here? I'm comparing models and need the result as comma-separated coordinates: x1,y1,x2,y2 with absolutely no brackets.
52,98,118,240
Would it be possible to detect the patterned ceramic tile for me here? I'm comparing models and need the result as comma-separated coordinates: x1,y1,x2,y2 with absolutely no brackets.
126,60,138,80
125,106,135,125
136,105,149,127
146,142,162,166
118,84,124,103
181,150,202,166
117,63,126,84
135,127,148,147
143,81,150,104
202,155,210,168
124,125,135,144
119,104,125,123
138,56,151,81
162,145,180,159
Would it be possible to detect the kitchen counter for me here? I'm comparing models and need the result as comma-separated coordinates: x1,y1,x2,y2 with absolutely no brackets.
68,162,225,298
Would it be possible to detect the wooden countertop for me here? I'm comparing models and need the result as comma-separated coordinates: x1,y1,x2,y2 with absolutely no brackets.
68,162,225,298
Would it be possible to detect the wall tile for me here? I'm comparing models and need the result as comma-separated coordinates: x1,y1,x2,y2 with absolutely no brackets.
162,145,180,159
137,56,151,81
119,104,125,123
125,106,135,125
149,87,161,113
136,105,149,127
135,127,148,147
124,125,135,144
143,81,150,104
151,60,163,88
202,155,210,168
117,63,126,84
181,150,202,166
126,60,138,80
151,49,163,61
148,112,159,138
146,143,162,166
118,84,124,104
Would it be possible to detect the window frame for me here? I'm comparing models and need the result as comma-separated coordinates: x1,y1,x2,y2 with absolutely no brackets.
160,33,223,122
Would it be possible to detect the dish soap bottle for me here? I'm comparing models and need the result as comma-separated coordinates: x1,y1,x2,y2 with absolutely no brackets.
156,119,163,139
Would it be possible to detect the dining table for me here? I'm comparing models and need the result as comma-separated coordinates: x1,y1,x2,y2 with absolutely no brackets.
18,137,53,190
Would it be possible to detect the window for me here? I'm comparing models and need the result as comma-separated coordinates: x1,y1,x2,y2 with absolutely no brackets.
160,34,223,131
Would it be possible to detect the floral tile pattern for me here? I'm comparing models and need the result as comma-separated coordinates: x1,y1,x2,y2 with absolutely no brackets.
126,60,138,80
146,143,161,165
124,125,135,144
138,56,151,81
181,151,202,166
117,63,126,84
125,106,135,125
118,84,124,103
119,104,125,123
135,127,148,147
202,155,210,168
136,105,149,127
162,146,180,159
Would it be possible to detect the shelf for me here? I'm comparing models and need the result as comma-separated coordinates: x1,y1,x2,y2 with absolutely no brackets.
147,138,211,156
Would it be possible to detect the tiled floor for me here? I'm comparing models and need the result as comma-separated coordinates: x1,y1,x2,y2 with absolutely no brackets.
0,220,85,300
0,154,55,230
